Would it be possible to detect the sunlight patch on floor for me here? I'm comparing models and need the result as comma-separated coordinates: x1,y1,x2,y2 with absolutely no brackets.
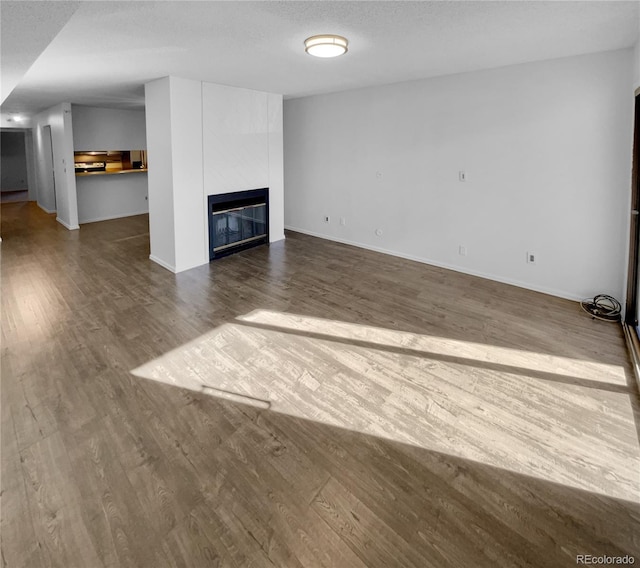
131,309,640,504
238,310,627,385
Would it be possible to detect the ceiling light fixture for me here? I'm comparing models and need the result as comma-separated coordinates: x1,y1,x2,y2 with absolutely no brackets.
304,34,348,58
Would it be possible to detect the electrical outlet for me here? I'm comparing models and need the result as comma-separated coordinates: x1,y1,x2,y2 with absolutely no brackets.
527,251,536,264
375,228,383,236
459,245,467,256
340,217,346,226
324,215,330,223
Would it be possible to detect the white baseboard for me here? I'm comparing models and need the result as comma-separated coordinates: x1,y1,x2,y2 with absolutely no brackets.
150,255,210,274
269,233,286,243
176,261,210,273
37,202,56,214
284,225,581,302
56,217,80,230
79,210,149,224
149,254,177,273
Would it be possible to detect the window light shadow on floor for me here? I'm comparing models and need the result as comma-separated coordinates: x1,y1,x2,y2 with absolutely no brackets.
131,309,640,504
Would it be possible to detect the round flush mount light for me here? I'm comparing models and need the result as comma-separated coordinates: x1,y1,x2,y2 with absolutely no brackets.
304,34,348,58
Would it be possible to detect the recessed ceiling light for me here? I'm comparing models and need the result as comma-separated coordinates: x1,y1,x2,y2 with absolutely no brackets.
304,35,348,58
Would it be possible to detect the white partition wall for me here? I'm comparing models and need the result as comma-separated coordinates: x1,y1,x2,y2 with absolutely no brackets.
202,84,284,243
145,76,284,273
72,106,147,150
634,40,640,91
145,77,205,273
267,92,285,243
170,78,206,272
145,77,177,271
72,105,149,224
202,84,269,194
32,102,78,229
76,174,149,224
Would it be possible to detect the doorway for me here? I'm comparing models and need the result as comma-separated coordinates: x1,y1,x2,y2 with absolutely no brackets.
42,125,57,211
0,129,29,204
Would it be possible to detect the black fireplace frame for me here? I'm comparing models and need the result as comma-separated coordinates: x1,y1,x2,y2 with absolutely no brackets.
208,188,269,260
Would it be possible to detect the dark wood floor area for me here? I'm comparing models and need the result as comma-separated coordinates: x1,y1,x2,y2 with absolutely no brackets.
2,201,640,567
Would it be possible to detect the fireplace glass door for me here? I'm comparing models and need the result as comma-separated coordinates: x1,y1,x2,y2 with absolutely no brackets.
212,203,267,253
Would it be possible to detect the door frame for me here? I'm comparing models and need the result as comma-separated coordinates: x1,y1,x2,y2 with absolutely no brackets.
42,124,57,211
625,93,640,325
623,92,640,392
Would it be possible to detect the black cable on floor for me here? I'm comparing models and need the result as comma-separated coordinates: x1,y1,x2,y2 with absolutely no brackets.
580,294,621,322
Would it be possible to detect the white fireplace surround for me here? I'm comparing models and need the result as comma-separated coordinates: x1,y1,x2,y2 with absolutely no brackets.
145,77,284,273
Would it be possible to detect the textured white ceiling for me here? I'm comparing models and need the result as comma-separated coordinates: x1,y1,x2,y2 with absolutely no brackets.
2,1,639,115
0,1,80,105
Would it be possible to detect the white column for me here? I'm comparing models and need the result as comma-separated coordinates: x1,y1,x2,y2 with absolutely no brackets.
267,92,285,242
145,76,207,272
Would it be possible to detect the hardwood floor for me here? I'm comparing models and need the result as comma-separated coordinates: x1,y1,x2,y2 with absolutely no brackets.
2,201,639,567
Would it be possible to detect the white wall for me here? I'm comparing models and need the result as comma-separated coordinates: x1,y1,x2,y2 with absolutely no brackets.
76,174,148,224
71,105,148,224
145,77,176,271
145,77,284,273
145,77,207,272
284,50,633,302
24,130,37,201
0,113,32,129
203,84,269,194
169,77,206,273
634,41,640,92
72,105,147,150
32,103,78,229
267,93,285,242
202,84,285,243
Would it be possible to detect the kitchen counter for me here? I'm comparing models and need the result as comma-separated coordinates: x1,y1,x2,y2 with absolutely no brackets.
76,168,148,177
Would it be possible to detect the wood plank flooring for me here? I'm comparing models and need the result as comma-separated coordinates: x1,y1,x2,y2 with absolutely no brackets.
2,201,640,567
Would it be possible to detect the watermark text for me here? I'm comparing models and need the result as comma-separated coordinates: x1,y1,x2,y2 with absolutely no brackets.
576,555,635,565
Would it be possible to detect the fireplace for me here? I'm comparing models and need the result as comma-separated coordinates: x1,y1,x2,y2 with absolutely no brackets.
208,188,269,260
